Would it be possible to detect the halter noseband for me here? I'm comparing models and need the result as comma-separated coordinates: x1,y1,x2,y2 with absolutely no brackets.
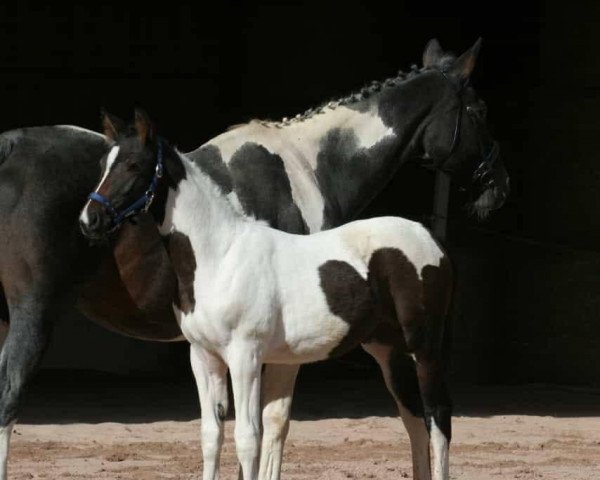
88,137,164,228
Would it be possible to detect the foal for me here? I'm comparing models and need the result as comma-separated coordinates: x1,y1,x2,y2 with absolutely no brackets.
79,111,453,480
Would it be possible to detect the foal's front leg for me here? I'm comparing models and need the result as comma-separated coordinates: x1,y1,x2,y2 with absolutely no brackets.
190,344,229,480
229,346,263,480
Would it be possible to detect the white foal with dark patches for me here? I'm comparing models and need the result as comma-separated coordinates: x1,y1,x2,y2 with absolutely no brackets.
80,111,454,480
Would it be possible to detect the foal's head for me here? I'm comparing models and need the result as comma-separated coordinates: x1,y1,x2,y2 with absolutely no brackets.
417,39,509,218
79,109,164,239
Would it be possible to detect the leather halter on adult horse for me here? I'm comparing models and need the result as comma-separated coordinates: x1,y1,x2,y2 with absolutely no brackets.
0,39,508,480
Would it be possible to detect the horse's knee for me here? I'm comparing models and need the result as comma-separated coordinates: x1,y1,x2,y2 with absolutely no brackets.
201,424,224,456
262,398,291,440
235,427,260,459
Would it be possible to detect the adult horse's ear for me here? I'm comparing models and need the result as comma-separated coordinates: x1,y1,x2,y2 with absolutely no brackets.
134,108,154,145
423,38,444,68
101,109,125,141
449,38,482,82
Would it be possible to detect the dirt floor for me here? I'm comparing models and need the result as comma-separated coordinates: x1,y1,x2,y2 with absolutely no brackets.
8,369,600,479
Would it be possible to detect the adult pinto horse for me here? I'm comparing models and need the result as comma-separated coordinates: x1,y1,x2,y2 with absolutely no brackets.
0,39,507,480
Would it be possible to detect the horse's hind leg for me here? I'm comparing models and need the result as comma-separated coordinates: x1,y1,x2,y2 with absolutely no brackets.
0,291,55,480
362,337,431,480
258,363,299,480
415,355,451,480
368,248,453,480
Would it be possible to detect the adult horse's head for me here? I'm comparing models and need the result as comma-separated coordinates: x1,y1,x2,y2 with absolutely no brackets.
79,109,164,239
415,38,509,218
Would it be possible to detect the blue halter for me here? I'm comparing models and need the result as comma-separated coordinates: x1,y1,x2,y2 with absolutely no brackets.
88,137,164,227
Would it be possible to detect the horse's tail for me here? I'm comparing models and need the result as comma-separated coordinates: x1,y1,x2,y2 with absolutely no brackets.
0,132,15,167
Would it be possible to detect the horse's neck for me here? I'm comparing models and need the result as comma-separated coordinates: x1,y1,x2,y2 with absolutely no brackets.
211,78,434,229
158,151,244,258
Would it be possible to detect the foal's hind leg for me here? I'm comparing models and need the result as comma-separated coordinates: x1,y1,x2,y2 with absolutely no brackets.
0,292,56,480
190,344,229,480
415,356,451,480
258,363,299,480
362,338,431,480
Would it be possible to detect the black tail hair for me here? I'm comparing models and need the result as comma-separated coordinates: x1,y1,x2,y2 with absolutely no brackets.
0,134,14,167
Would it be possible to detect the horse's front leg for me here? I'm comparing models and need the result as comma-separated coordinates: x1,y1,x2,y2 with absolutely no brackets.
229,345,263,480
190,344,229,480
0,291,56,480
258,363,299,480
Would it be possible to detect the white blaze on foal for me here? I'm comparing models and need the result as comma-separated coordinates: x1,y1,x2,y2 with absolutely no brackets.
79,111,454,480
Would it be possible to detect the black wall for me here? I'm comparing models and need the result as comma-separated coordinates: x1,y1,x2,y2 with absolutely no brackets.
3,1,599,384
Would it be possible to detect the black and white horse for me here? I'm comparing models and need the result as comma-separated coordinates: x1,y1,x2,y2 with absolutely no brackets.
1,39,507,480
81,111,455,480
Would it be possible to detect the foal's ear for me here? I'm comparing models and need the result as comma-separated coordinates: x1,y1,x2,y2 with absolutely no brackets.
134,107,154,145
422,38,444,68
449,38,482,82
101,109,125,141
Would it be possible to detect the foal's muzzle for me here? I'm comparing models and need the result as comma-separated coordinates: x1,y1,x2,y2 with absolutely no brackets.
79,206,113,239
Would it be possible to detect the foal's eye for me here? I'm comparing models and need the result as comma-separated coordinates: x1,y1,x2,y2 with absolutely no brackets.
125,158,140,171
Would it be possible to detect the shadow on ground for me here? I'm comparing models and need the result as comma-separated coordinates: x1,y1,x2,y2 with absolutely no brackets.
20,360,600,425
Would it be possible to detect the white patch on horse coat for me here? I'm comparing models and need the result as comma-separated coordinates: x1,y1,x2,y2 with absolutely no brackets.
0,421,15,480
199,106,395,233
430,418,449,480
80,146,120,225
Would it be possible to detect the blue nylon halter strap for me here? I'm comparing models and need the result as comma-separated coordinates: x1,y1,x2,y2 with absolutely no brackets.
88,137,164,227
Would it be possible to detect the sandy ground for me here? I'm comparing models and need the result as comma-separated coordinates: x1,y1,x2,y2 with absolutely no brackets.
8,371,600,479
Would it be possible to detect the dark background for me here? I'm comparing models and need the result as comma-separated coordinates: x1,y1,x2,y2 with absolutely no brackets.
1,1,599,385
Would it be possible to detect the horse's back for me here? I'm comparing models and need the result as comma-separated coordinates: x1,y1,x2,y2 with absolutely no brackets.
332,216,446,269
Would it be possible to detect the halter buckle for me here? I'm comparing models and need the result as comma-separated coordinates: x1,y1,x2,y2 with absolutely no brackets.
144,190,155,212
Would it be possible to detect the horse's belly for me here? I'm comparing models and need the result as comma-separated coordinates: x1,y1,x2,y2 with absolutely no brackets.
78,254,182,342
263,313,351,364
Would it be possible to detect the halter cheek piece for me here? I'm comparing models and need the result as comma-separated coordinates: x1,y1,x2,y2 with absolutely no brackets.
438,70,499,182
87,137,164,228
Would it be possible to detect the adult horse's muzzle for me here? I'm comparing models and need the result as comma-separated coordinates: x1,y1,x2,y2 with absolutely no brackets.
468,146,510,219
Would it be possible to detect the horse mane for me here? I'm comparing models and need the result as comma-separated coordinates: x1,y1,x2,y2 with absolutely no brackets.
227,62,453,131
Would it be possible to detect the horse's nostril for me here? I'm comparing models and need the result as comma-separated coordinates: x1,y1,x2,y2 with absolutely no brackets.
88,211,101,229
80,209,103,236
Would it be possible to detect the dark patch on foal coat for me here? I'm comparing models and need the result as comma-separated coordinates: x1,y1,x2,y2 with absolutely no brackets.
320,247,452,360
389,347,424,417
320,247,452,438
188,145,233,195
167,231,197,315
228,143,309,234
318,260,376,358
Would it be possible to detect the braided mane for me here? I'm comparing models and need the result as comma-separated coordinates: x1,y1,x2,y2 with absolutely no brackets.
255,64,429,129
